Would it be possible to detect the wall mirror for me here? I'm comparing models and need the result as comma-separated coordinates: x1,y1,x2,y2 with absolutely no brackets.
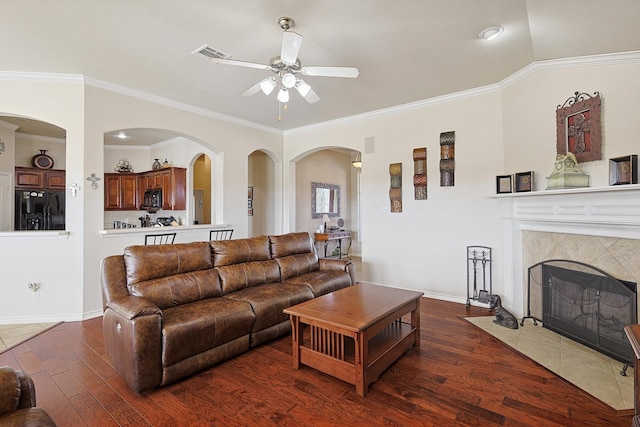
311,182,340,218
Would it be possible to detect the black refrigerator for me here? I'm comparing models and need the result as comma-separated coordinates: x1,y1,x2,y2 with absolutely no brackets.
15,190,66,230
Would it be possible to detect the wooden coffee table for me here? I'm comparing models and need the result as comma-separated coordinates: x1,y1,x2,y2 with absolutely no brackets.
284,283,423,397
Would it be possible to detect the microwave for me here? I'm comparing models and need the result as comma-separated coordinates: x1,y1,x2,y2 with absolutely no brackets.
142,189,162,210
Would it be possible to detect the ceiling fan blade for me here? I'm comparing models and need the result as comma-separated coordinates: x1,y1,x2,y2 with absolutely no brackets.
301,66,359,78
241,81,263,97
281,31,303,65
295,79,320,104
242,77,276,96
200,56,271,71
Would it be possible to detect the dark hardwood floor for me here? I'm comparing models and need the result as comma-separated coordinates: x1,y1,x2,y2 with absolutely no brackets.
0,298,632,426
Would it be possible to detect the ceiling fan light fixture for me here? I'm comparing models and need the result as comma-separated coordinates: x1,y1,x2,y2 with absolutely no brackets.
282,72,297,89
277,88,289,103
259,77,276,95
479,26,504,41
296,79,311,97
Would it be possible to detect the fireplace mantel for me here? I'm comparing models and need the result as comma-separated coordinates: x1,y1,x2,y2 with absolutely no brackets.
497,184,640,318
496,184,640,239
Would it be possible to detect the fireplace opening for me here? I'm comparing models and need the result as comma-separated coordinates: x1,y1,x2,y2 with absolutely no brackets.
524,260,637,371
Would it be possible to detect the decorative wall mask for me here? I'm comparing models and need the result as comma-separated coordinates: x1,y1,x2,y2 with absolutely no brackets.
389,163,402,212
413,147,427,200
439,131,455,186
556,91,601,163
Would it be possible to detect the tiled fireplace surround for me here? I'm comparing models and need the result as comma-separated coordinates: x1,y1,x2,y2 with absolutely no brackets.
500,185,640,319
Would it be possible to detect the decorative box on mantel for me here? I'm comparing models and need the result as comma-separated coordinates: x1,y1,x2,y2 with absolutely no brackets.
545,153,589,190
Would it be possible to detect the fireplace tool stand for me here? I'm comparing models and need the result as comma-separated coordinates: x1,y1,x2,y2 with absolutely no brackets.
466,246,492,308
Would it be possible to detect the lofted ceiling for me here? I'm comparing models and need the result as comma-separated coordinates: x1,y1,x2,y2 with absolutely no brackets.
1,0,639,138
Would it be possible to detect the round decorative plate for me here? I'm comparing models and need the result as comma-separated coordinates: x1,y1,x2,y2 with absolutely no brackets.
337,218,344,227
32,150,54,169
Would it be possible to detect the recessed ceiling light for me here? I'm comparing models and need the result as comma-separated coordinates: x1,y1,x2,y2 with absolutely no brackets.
116,131,127,139
479,26,504,41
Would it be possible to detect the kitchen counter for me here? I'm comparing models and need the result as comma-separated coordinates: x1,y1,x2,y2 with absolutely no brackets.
99,224,231,238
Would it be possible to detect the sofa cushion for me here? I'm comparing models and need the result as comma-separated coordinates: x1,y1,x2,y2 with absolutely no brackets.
211,236,270,267
225,283,314,332
269,232,314,258
215,260,281,295
283,270,352,297
161,298,255,367
124,242,212,284
128,269,222,309
276,253,319,281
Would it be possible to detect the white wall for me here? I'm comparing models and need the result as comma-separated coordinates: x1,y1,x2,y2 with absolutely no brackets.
285,91,505,301
0,53,638,323
0,76,282,323
283,55,640,307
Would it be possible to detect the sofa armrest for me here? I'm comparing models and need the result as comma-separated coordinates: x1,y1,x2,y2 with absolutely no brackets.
319,258,356,285
106,295,162,321
103,299,163,393
15,370,36,409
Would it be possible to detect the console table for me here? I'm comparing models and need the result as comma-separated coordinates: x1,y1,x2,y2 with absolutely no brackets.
314,230,351,258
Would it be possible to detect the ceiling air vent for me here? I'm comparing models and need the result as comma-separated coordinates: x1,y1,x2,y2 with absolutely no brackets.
192,45,231,60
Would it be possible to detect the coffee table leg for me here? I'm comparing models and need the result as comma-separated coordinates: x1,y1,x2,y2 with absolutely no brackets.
412,300,421,347
355,331,367,397
290,315,301,369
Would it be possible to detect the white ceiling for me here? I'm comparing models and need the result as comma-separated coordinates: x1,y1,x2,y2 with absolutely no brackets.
1,0,639,137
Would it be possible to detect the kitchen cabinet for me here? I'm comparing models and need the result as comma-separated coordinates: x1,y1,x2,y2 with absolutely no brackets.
104,173,137,211
105,167,186,211
44,169,66,190
15,167,66,190
137,167,186,210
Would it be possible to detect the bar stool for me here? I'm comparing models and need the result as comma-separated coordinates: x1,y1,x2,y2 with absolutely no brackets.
209,229,233,241
144,232,176,245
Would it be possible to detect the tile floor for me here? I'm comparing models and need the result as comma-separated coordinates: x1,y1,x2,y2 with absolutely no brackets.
0,323,58,352
466,316,634,411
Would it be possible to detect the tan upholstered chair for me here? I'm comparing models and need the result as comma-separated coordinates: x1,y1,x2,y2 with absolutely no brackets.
0,366,56,426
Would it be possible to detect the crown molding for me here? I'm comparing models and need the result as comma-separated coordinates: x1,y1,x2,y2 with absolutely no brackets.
285,50,640,135
84,77,283,136
0,71,83,84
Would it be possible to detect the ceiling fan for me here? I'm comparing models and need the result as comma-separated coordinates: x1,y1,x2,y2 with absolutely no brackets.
192,16,359,119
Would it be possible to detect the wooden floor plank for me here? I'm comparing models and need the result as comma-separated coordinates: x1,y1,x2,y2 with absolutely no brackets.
0,297,632,426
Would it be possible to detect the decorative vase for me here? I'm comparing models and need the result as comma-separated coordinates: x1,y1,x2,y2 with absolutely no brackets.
152,158,161,170
31,149,54,169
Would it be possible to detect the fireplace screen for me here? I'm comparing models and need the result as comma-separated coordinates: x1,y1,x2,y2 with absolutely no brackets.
525,260,637,365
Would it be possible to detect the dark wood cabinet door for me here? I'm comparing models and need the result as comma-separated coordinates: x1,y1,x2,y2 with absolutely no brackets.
15,168,44,188
104,174,122,210
104,173,137,210
45,169,66,190
120,174,138,210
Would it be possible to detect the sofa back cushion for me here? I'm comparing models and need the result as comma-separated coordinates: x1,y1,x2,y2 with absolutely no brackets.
276,253,319,281
216,260,281,294
269,233,320,280
269,232,314,258
211,236,271,267
124,242,212,284
123,242,221,309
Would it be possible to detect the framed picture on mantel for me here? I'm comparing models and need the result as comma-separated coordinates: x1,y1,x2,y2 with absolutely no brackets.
496,175,512,194
556,91,602,163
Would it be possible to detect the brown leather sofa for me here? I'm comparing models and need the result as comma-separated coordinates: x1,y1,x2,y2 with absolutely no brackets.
0,366,56,426
101,232,355,393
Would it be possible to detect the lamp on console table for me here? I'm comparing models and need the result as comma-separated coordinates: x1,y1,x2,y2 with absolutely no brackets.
322,214,331,232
